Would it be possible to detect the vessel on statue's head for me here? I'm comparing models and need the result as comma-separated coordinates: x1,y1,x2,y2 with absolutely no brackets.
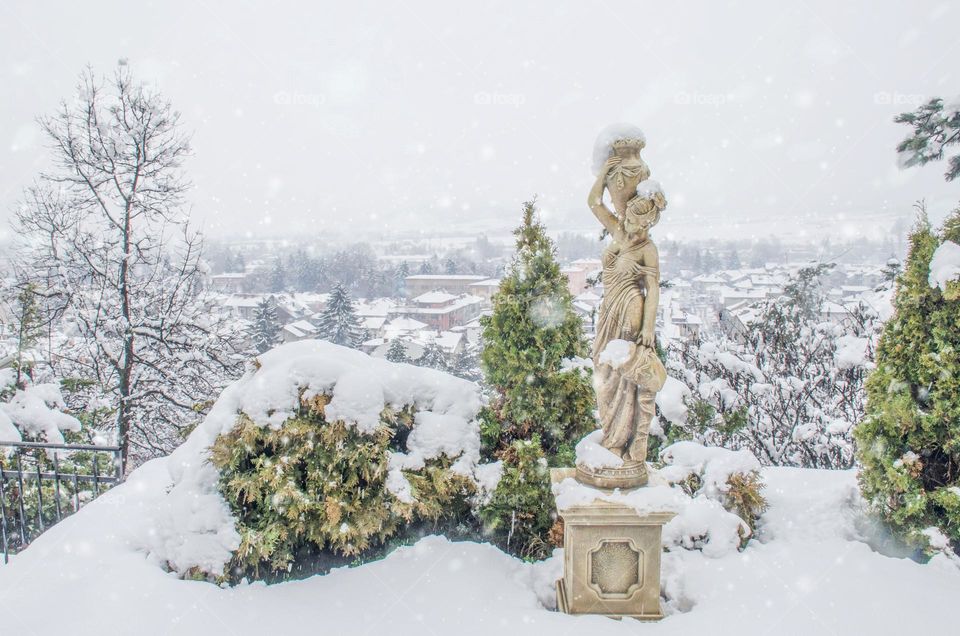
576,124,668,490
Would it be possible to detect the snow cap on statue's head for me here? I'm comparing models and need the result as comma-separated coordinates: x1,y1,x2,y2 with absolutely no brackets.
592,123,646,175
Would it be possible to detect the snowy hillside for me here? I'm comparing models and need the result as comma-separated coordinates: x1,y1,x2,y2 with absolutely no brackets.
1,461,957,634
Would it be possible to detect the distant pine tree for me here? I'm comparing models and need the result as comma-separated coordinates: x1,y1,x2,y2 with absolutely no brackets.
394,262,410,298
451,344,481,382
855,205,960,555
316,284,363,348
252,298,281,353
269,258,286,292
726,248,742,269
417,340,448,371
385,337,409,363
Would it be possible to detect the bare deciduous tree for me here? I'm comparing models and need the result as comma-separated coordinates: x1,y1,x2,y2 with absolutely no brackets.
13,65,245,470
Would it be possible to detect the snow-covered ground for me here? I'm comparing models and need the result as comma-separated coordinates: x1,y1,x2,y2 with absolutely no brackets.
1,462,957,635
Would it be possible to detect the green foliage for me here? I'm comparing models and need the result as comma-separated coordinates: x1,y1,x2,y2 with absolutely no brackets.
210,394,477,581
854,207,960,554
477,200,596,559
478,436,555,560
11,283,43,388
895,97,960,182
0,381,116,556
0,444,116,554
479,200,595,458
724,471,768,542
478,406,503,462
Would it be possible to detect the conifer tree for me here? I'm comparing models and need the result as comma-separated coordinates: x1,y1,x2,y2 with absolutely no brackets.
477,199,595,560
855,206,960,553
480,199,595,461
895,97,960,182
451,344,481,382
417,340,449,371
385,338,409,363
252,298,281,353
726,248,742,269
269,259,286,292
394,262,410,298
316,284,363,348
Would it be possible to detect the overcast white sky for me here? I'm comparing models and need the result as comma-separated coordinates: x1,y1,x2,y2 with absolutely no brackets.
1,1,957,243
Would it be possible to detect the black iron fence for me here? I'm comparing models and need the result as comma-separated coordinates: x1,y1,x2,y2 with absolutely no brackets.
0,440,122,563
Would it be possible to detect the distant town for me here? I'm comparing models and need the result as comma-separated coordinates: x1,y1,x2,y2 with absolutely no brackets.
184,230,904,368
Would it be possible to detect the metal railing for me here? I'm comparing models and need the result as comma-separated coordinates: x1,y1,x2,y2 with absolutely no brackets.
0,440,122,563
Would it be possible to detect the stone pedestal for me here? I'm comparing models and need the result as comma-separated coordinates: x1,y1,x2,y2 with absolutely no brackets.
552,468,674,620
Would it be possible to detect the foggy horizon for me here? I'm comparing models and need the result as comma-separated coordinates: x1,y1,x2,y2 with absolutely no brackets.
2,1,957,244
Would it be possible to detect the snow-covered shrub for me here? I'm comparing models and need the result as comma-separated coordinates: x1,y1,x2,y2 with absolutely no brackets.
664,263,884,468
188,341,498,580
0,383,82,444
0,380,114,554
659,441,767,539
855,209,960,556
212,397,476,579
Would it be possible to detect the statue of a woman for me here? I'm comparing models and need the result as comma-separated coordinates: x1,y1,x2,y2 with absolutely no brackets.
578,129,667,488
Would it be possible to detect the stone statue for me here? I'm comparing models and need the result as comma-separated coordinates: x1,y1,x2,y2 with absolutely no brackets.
555,126,675,622
576,125,668,489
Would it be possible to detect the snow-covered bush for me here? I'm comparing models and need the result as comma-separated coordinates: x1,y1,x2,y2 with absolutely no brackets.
855,208,960,556
0,382,82,444
663,264,884,468
0,378,115,554
659,441,767,539
161,340,500,581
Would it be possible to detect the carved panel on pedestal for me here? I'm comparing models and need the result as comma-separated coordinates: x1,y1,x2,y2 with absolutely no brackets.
587,539,644,598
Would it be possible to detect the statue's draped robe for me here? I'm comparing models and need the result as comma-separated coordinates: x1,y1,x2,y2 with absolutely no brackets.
592,239,665,462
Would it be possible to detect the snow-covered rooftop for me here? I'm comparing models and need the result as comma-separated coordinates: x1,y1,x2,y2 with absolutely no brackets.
413,291,459,304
